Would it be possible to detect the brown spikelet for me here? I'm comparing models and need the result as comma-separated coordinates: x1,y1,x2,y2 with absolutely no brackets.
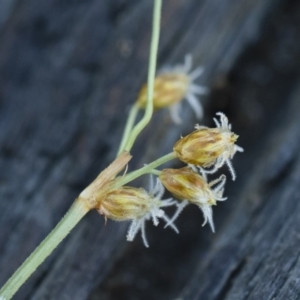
173,128,239,167
97,186,151,221
136,73,189,109
159,167,216,205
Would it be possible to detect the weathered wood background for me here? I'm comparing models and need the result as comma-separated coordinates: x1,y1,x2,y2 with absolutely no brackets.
1,0,300,299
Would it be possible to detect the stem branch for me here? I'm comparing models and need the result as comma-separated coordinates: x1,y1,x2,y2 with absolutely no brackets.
117,104,139,156
114,152,176,188
124,0,162,152
0,1,164,298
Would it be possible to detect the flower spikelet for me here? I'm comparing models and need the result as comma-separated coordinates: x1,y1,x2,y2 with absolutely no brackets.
98,176,177,247
136,54,208,124
159,167,227,232
173,112,244,180
98,187,151,221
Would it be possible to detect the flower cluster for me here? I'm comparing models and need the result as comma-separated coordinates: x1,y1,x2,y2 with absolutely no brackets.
86,52,243,245
136,55,208,124
97,113,242,246
158,112,243,231
0,10,246,300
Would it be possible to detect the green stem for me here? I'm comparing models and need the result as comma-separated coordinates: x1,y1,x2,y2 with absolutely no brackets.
0,2,164,298
148,169,162,176
113,152,176,188
117,104,139,156
0,199,89,300
124,0,162,152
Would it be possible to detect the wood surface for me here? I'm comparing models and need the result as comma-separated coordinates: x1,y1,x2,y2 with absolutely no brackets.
1,0,300,299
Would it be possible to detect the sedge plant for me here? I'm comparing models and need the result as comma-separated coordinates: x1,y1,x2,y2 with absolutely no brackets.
0,0,243,299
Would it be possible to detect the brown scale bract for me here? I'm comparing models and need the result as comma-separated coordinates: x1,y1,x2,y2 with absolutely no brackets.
78,151,132,210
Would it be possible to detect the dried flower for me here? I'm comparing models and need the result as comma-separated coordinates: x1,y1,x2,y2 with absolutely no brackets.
173,112,244,180
159,167,227,232
79,151,132,209
98,176,177,247
136,54,208,124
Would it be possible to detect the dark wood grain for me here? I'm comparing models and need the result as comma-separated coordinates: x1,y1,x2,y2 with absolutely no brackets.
0,0,299,299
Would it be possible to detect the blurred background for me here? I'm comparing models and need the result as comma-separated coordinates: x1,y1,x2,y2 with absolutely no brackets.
1,0,300,299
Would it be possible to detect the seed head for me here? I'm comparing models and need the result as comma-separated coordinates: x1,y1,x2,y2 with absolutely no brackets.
98,176,177,247
159,167,227,232
173,112,243,180
98,186,153,221
136,54,208,124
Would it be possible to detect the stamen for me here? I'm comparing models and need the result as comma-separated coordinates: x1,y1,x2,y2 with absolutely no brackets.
186,92,203,118
169,103,182,124
216,112,229,129
184,54,193,73
235,145,244,153
198,166,208,181
148,172,155,191
162,214,179,233
225,159,236,181
151,211,159,226
127,219,140,241
160,198,177,207
213,117,221,128
164,200,188,229
209,175,226,192
199,204,215,232
199,164,219,175
154,179,165,200
189,66,204,80
141,221,149,247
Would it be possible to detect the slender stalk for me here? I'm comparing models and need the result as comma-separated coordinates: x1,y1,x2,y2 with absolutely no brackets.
0,199,89,300
0,1,164,298
113,152,176,188
117,104,139,156
148,169,162,176
124,0,162,152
